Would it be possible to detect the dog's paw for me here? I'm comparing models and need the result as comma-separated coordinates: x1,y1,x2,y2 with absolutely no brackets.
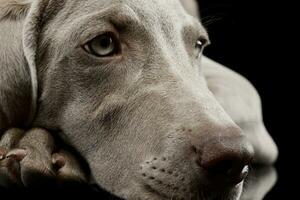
0,128,24,187
0,128,87,188
52,150,87,185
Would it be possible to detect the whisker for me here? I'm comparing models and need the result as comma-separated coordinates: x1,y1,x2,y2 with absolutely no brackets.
170,188,175,200
201,15,223,27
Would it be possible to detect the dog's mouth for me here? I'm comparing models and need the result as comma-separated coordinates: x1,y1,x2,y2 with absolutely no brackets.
142,181,243,200
138,155,246,200
198,183,244,200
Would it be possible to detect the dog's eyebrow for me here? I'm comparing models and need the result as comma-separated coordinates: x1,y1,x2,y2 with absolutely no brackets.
107,4,142,30
84,4,142,31
61,4,144,46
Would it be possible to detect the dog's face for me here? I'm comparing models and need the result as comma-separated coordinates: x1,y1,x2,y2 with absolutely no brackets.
22,0,253,199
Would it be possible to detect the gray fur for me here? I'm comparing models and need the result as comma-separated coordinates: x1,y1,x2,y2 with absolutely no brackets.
0,0,277,199
202,57,278,164
0,17,32,131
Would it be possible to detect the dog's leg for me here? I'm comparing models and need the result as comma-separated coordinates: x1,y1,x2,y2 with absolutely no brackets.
0,128,87,188
0,129,24,187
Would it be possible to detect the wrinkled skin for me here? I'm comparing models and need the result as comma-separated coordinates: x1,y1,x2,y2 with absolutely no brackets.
0,0,277,199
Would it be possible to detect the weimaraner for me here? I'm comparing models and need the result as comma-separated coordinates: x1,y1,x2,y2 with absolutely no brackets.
0,0,277,199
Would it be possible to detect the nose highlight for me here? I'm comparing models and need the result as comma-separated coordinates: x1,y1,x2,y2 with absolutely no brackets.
195,135,254,185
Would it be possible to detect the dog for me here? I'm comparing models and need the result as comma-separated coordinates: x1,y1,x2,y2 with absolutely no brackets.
0,0,277,199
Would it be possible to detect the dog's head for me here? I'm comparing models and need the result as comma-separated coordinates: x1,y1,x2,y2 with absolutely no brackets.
20,0,254,199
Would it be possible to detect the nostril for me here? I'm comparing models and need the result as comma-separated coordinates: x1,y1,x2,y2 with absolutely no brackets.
207,159,234,174
191,145,197,154
202,158,250,184
195,136,254,185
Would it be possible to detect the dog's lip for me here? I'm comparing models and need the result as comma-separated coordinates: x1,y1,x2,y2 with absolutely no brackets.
202,164,249,190
142,184,170,200
141,183,242,200
200,181,244,200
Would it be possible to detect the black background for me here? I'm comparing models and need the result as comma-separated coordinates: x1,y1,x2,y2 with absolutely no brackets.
0,0,296,199
198,0,296,198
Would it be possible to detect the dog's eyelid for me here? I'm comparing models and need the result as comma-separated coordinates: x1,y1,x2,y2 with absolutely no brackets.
79,28,119,47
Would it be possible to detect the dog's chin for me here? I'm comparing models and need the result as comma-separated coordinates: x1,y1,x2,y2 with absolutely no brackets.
137,182,244,200
203,182,244,200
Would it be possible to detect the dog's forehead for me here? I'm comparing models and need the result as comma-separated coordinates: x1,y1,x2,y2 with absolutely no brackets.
122,0,186,19
74,0,185,15
63,0,192,27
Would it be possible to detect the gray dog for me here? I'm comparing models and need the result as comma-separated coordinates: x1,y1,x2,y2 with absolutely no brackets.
0,0,277,199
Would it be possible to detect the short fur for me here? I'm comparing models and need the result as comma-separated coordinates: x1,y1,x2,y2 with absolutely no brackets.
0,0,277,199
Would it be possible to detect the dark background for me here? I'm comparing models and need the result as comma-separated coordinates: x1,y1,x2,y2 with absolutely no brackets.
0,0,296,199
198,0,296,198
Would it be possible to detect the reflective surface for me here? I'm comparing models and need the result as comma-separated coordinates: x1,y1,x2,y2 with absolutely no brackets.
241,166,277,200
0,166,277,199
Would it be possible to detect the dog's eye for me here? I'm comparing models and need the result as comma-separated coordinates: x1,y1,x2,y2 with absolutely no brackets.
83,33,119,57
195,40,204,49
195,38,208,57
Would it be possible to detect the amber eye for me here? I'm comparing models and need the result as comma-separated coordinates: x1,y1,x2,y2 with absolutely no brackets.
83,33,119,57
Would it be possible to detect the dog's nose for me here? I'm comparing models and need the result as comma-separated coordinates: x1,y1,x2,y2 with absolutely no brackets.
194,135,254,185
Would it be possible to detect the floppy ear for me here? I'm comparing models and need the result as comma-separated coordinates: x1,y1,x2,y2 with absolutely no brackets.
0,0,33,131
22,0,64,125
22,0,48,125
